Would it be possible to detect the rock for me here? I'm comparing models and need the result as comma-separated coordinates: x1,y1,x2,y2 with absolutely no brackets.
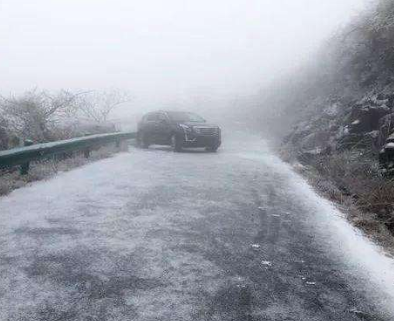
386,142,394,149
377,113,394,148
300,131,331,151
378,133,394,172
298,146,333,165
387,94,394,108
387,133,394,143
283,92,394,167
348,105,390,134
296,129,335,162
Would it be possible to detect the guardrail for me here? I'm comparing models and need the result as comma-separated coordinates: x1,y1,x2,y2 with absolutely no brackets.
0,132,136,175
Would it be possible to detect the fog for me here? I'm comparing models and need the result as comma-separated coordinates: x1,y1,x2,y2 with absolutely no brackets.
0,0,369,116
5,3,394,318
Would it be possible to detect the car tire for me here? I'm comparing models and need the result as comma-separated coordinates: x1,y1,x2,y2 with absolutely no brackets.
206,145,219,152
138,133,150,149
171,134,183,152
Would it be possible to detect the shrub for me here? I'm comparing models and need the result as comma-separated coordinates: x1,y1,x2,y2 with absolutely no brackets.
309,150,394,236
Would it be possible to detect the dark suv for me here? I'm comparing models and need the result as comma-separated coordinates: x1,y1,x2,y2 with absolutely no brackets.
137,111,221,152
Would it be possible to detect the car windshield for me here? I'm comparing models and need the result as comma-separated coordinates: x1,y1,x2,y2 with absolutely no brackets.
167,112,205,123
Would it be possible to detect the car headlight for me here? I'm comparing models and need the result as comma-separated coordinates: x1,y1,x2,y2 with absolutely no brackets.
179,124,192,133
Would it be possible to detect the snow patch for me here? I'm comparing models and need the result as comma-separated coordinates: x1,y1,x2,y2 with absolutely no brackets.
236,138,394,316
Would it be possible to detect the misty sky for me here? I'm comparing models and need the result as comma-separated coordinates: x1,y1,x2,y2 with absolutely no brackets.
0,0,369,109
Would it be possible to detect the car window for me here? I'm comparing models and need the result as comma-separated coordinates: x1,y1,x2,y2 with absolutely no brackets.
167,112,205,122
146,113,159,121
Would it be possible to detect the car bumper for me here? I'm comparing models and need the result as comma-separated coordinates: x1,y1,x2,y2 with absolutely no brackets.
181,134,221,148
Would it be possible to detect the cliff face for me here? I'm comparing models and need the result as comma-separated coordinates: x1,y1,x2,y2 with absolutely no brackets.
280,1,394,165
274,0,394,241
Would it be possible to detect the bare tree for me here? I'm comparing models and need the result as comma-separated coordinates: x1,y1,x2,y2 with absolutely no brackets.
0,115,9,150
0,89,83,142
74,89,131,123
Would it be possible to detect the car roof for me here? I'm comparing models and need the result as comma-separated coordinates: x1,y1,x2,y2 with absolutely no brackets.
145,110,194,115
143,110,200,118
162,110,197,114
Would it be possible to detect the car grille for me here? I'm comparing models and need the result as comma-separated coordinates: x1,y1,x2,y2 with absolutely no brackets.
194,127,217,136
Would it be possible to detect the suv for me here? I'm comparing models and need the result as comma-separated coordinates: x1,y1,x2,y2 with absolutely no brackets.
137,111,221,152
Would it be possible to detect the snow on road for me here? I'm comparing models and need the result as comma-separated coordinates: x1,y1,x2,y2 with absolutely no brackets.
0,134,393,320
238,143,394,316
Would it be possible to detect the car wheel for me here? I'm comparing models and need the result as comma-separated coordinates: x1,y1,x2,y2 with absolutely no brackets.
206,145,219,152
171,134,183,152
138,133,150,149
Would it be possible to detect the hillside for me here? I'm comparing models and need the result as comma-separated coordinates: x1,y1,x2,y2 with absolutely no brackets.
269,0,394,248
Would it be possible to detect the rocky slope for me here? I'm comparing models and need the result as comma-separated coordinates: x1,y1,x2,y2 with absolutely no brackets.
270,0,394,245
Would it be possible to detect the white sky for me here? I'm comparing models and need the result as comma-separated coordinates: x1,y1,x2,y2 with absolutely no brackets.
0,0,370,110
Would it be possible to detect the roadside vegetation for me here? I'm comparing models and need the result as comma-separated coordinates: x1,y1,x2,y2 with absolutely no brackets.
0,88,130,150
285,151,394,254
0,88,131,197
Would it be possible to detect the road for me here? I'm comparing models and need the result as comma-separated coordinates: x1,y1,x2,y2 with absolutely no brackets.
1,134,394,321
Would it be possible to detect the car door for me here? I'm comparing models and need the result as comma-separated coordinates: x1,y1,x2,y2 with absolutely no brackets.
154,113,172,144
143,113,160,144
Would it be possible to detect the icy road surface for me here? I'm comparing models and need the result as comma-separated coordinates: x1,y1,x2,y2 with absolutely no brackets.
1,135,394,321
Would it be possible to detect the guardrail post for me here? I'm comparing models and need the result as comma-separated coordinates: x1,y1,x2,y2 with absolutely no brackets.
84,148,90,158
20,140,34,175
115,140,121,149
83,133,91,158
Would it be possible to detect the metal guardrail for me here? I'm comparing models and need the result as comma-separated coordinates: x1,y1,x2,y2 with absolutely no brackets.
0,132,136,175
